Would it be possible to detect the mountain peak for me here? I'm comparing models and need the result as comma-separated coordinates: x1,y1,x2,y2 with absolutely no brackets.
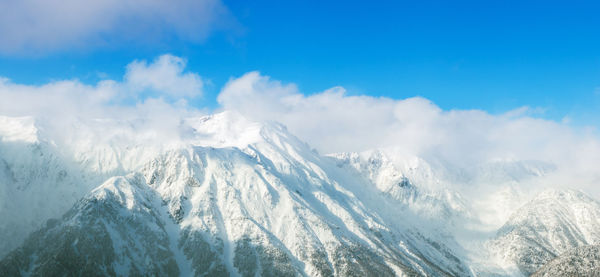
183,111,265,149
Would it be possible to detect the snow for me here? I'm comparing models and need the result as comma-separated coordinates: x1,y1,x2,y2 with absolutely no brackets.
184,111,264,149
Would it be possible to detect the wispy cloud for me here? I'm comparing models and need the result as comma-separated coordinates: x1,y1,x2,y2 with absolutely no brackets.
0,0,237,55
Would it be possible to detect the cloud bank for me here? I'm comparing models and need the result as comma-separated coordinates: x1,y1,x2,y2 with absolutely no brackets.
1,55,599,195
0,0,235,54
219,71,600,192
0,54,204,144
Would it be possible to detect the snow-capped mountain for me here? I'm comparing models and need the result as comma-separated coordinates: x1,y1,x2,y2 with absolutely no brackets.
487,189,600,275
1,111,599,276
0,112,471,276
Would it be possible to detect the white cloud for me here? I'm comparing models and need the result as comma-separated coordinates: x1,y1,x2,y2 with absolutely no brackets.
218,71,600,193
0,54,204,131
125,55,204,99
0,0,235,54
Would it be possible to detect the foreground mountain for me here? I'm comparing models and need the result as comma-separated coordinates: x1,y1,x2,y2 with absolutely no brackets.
0,112,471,276
0,175,181,276
488,189,600,275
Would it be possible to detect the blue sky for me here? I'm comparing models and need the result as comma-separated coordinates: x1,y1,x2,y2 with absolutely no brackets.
1,0,599,123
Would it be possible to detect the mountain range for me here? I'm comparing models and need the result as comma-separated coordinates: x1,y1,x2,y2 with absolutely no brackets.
0,112,598,276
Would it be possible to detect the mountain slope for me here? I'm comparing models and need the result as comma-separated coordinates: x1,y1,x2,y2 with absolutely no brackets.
532,244,600,277
330,150,471,226
0,174,181,276
0,116,110,257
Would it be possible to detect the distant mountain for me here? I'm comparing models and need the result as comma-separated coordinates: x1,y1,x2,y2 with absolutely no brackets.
488,189,600,275
330,150,472,227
